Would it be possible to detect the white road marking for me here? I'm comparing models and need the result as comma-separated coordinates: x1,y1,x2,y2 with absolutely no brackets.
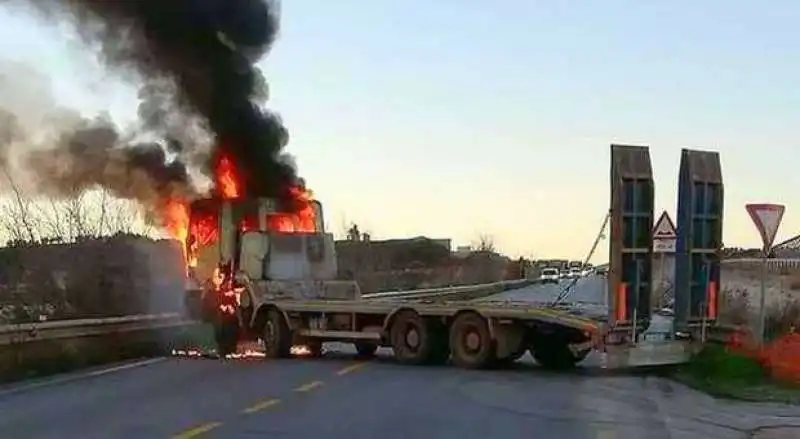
0,357,166,397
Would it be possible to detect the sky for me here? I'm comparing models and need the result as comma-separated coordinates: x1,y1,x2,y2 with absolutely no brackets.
0,1,798,262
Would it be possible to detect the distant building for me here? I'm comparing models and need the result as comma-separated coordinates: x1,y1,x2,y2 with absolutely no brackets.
334,236,452,276
454,246,472,258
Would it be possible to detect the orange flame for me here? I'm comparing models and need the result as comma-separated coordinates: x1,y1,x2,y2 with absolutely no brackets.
162,197,191,269
159,149,318,273
266,185,317,233
215,154,241,199
163,198,190,243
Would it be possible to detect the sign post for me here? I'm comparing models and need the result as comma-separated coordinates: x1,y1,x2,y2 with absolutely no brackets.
652,211,677,309
745,203,786,347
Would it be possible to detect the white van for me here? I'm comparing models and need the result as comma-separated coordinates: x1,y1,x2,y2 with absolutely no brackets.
539,268,560,284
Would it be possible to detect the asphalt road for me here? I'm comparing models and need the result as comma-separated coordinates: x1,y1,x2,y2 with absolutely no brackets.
0,277,763,439
0,351,722,439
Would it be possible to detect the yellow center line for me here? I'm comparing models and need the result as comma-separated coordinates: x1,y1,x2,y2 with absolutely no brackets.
336,363,366,376
242,398,280,414
294,380,324,392
171,422,222,439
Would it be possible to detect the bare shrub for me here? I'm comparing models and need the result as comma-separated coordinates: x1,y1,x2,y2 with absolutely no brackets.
0,180,157,323
0,190,153,244
472,234,496,253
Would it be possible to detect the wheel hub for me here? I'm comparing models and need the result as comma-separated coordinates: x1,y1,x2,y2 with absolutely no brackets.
406,327,420,349
466,331,481,351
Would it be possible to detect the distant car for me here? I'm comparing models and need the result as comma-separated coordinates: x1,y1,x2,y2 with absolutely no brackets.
658,297,675,316
595,266,608,276
567,268,582,279
538,268,560,284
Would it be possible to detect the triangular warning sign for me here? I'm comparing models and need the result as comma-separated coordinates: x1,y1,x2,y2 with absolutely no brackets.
746,203,785,250
652,211,677,239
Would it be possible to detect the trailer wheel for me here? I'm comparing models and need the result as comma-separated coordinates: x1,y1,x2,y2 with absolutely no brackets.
355,342,378,358
261,309,291,358
214,314,239,357
426,322,451,365
449,313,495,369
389,310,436,365
496,345,526,366
531,333,579,370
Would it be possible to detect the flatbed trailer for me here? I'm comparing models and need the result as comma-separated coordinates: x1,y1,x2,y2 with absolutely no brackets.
233,294,608,370
184,144,719,371
219,292,693,370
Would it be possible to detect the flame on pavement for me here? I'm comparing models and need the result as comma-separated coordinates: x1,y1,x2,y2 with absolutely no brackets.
171,343,315,360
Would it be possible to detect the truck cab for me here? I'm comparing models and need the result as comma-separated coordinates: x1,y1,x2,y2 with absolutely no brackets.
183,196,360,355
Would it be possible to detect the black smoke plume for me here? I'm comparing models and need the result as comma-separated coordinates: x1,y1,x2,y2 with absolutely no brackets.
25,115,194,206
0,57,193,214
7,0,298,202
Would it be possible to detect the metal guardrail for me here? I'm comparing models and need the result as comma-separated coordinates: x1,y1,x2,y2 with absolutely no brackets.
0,280,539,345
0,313,192,346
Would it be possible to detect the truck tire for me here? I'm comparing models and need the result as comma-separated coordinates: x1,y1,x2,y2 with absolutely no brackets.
354,342,378,358
389,310,436,365
214,315,239,357
449,313,495,369
496,345,526,366
262,309,291,359
531,332,579,370
574,349,590,362
426,323,451,365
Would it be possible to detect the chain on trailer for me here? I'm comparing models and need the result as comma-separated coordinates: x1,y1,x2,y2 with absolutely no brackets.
550,210,610,307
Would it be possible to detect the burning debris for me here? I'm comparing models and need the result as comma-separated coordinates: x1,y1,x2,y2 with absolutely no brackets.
0,0,317,244
171,343,315,360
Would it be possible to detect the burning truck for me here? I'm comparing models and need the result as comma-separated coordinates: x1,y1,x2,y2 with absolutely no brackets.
176,153,358,356
174,153,600,369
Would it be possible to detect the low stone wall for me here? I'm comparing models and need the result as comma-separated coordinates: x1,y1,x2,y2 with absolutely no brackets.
719,261,800,335
0,236,185,324
721,262,800,307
